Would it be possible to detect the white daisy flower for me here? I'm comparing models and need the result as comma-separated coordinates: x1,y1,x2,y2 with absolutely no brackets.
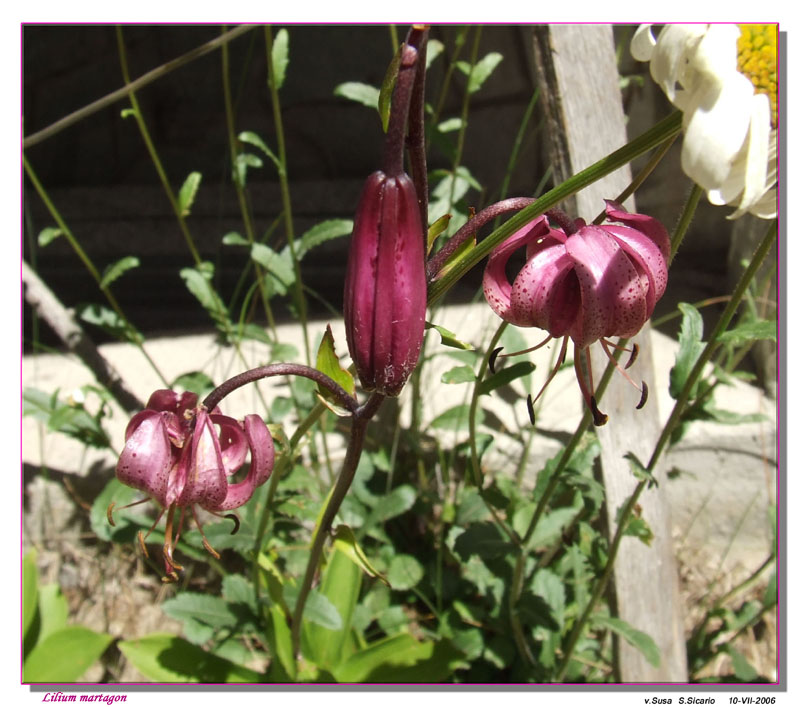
631,24,777,219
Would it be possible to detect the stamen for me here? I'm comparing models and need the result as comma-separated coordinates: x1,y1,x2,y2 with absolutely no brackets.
192,506,221,560
137,531,150,558
206,509,242,536
499,334,553,359
574,344,607,425
106,497,150,526
625,343,639,370
530,336,570,407
162,505,185,575
489,347,503,374
599,339,649,411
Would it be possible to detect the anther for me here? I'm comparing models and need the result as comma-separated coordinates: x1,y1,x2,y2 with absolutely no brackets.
590,396,609,426
137,531,150,558
225,514,241,536
107,502,116,527
625,343,639,370
526,394,536,426
202,538,221,560
489,347,503,374
636,381,649,410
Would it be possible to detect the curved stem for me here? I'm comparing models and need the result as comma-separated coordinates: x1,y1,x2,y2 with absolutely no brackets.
426,198,535,280
290,392,384,655
203,363,359,414
382,44,419,177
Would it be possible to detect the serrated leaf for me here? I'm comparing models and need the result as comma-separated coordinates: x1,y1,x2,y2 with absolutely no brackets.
295,218,353,260
670,302,705,399
425,321,474,350
441,364,476,385
332,525,389,585
100,256,140,289
178,171,202,217
387,554,424,591
37,226,63,247
180,263,229,327
477,360,535,396
250,243,295,295
118,633,260,683
271,28,289,90
718,318,776,345
334,81,379,109
238,131,281,171
24,627,113,682
77,303,138,342
592,615,660,668
625,451,658,488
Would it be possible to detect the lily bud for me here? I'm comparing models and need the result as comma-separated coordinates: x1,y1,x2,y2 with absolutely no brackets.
344,170,427,396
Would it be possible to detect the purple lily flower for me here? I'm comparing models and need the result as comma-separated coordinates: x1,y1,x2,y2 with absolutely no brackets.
111,389,274,581
483,201,670,425
344,170,427,396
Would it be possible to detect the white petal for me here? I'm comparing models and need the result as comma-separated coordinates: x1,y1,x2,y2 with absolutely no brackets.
681,70,755,191
630,25,656,62
726,94,772,218
649,24,708,105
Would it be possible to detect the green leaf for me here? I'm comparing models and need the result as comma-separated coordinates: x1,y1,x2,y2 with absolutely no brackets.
453,521,513,561
233,152,263,186
180,263,229,328
532,568,566,630
726,645,759,681
334,634,462,683
302,547,361,669
292,587,342,631
763,570,777,608
426,39,444,68
315,324,355,414
37,226,63,247
425,321,474,350
592,615,660,668
77,303,138,342
23,550,38,642
100,255,140,289
441,365,476,385
118,633,260,683
625,451,658,488
178,171,202,217
368,484,416,524
378,43,403,132
161,592,237,629
295,218,353,260
221,231,249,246
332,525,389,585
90,478,144,543
387,554,424,591
334,81,379,109
669,302,705,399
426,214,452,254
37,584,69,643
238,130,281,171
271,28,290,90
718,318,776,344
250,243,295,295
477,360,535,396
266,605,296,680
429,403,478,431
458,52,503,93
24,627,113,682
437,117,463,133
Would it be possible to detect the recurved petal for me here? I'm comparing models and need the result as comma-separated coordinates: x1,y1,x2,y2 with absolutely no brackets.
116,410,172,506
146,389,199,415
604,201,671,261
177,410,227,510
211,414,248,476
510,241,578,336
215,414,275,511
482,217,551,326
565,227,647,347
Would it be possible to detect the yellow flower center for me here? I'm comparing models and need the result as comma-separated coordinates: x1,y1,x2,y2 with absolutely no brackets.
737,24,778,127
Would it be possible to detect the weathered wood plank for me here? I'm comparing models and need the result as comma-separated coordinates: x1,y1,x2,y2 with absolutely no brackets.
530,24,688,682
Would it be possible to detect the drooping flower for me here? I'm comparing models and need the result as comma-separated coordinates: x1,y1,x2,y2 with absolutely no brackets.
631,23,777,219
110,389,274,581
483,202,670,425
344,170,427,396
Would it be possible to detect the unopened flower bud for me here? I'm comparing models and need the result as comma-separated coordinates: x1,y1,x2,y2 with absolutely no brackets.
344,170,427,396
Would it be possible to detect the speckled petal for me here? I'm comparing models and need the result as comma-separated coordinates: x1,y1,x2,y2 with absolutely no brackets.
211,414,248,476
145,389,199,415
564,227,647,347
177,410,227,510
116,410,172,507
215,415,275,511
604,201,671,260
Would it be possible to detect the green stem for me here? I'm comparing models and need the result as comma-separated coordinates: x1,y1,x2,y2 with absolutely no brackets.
264,27,310,365
555,219,777,681
427,111,683,305
669,183,704,266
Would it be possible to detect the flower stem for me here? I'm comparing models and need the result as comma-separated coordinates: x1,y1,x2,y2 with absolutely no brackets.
406,26,430,228
554,219,777,681
290,393,384,655
382,43,419,177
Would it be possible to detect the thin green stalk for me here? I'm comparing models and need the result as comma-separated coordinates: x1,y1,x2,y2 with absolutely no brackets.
264,26,310,365
555,219,777,681
428,110,684,305
669,183,704,266
431,27,470,128
220,27,278,336
497,87,539,203
23,154,169,387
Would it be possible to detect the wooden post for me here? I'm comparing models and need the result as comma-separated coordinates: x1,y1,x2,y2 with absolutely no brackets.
530,25,688,681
